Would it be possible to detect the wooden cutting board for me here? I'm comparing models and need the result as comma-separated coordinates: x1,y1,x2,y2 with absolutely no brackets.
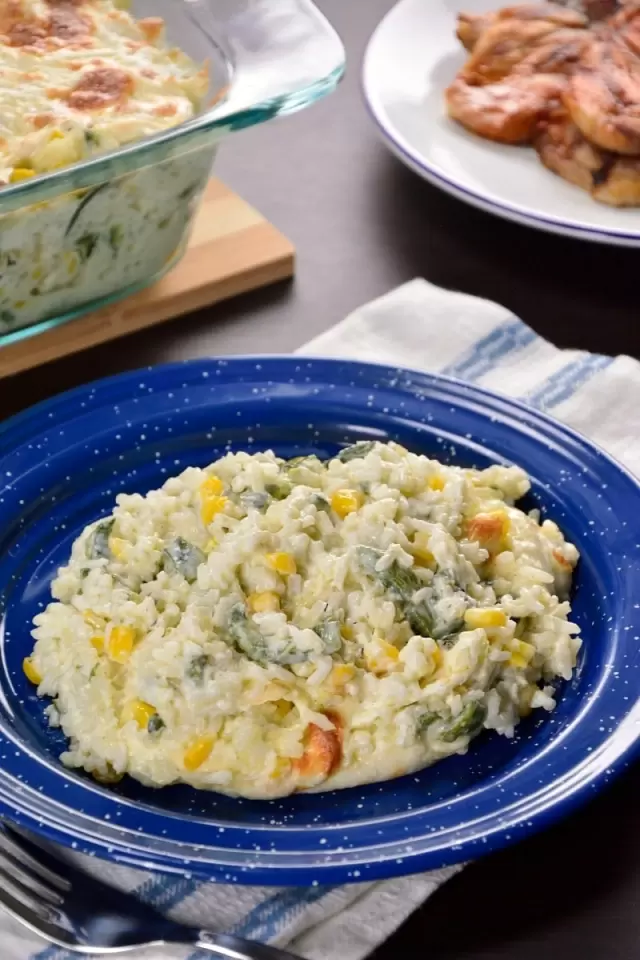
0,178,294,379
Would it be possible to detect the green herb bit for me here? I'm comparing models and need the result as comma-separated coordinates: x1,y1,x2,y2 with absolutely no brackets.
76,232,99,262
109,224,124,255
147,714,165,734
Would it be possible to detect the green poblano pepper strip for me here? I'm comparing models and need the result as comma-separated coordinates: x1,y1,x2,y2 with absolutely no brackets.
86,518,115,560
286,455,320,468
186,653,210,682
406,603,437,640
162,537,205,583
357,547,467,644
240,491,271,511
313,619,342,655
357,546,436,639
356,546,418,600
337,441,376,463
441,703,487,743
265,479,293,501
415,711,439,735
228,604,309,666
286,456,324,485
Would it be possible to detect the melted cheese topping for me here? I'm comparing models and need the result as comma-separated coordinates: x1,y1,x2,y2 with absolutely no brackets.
0,0,208,182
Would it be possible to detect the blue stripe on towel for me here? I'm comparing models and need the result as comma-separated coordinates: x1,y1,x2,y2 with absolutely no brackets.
526,354,613,410
183,884,337,960
230,884,336,941
442,319,537,382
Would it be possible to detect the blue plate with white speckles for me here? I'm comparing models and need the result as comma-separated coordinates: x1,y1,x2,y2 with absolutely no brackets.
0,356,638,885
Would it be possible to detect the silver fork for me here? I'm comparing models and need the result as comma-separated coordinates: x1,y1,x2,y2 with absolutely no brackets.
0,823,299,958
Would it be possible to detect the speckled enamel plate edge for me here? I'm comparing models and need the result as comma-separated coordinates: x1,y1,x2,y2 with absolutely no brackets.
0,355,638,884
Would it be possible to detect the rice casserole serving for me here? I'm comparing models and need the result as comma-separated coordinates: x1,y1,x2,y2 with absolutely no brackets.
25,442,582,798
0,0,208,333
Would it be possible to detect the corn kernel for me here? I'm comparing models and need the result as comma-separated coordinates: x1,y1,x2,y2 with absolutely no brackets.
331,664,356,686
340,624,354,641
201,475,224,497
200,494,227,526
428,474,445,492
412,545,435,567
108,536,127,560
84,610,106,631
430,646,444,673
331,489,363,518
183,736,214,771
129,699,156,729
266,552,297,575
464,608,507,629
273,699,293,721
10,168,35,182
411,530,435,567
107,625,135,664
205,538,218,552
367,641,400,673
49,130,65,140
507,640,535,669
248,591,280,613
90,635,104,653
64,250,79,276
23,657,42,685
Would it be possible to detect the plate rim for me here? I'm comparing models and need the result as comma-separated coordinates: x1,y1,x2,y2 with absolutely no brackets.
1,353,639,884
361,0,640,247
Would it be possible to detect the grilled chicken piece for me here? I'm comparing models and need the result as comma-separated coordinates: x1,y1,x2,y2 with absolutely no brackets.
461,19,590,84
513,27,593,72
456,3,588,52
607,2,640,56
563,37,640,152
446,73,566,143
457,12,495,51
536,107,640,203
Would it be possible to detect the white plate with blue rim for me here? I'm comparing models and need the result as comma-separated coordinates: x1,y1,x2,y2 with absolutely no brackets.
362,0,640,246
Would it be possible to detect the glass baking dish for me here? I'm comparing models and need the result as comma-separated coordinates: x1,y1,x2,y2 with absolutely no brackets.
0,0,344,348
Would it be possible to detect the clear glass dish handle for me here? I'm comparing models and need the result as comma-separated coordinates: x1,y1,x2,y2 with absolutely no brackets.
183,0,346,126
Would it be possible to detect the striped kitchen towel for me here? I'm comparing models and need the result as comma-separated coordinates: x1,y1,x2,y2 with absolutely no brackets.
11,278,639,960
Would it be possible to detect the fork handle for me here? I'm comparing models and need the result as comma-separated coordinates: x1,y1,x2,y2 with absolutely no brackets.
196,930,300,960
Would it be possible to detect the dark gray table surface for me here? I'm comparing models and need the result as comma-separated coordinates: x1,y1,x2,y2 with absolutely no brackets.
2,1,639,957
